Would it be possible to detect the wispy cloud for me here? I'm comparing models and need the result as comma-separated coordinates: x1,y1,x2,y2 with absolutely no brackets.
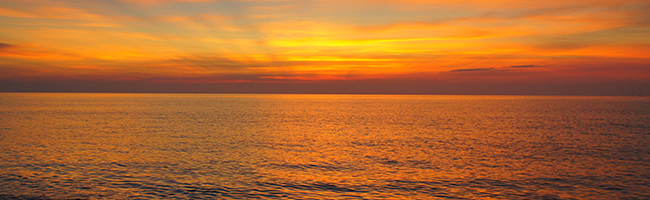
450,68,494,72
507,65,542,68
0,43,14,49
451,64,545,72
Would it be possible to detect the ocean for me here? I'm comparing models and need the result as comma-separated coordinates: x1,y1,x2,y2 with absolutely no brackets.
1,93,649,199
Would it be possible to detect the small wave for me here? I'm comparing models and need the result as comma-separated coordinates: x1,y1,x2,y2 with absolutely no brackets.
0,194,51,200
265,163,351,171
256,181,367,193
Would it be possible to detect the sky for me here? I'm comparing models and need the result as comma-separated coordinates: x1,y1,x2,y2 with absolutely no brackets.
0,0,649,95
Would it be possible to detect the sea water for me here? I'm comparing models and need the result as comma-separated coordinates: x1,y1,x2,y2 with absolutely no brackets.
1,93,649,199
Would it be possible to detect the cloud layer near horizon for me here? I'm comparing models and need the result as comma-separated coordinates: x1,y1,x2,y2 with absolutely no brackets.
1,0,649,94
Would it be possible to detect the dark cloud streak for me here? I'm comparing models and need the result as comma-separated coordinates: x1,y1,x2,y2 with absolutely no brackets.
450,67,494,72
450,65,542,72
0,43,14,49
508,65,541,68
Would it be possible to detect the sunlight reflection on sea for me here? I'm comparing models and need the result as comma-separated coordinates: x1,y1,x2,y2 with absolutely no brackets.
1,93,649,199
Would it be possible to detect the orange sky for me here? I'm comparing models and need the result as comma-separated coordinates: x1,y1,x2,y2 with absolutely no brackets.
0,0,649,94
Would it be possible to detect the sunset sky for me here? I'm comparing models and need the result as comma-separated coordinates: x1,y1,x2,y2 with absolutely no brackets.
1,0,649,95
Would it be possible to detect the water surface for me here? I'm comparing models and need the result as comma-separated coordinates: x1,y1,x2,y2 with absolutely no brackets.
1,93,649,199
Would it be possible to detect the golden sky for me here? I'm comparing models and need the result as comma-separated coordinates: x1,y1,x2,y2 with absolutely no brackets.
0,0,649,94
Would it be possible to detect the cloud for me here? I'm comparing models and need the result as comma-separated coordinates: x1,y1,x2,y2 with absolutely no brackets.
0,7,36,18
450,65,542,72
450,67,494,72
0,43,14,49
507,65,542,68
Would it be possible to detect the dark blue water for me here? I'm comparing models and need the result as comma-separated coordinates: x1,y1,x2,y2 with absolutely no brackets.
1,93,649,199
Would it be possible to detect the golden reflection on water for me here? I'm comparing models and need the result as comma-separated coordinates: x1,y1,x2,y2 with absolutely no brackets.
0,93,649,199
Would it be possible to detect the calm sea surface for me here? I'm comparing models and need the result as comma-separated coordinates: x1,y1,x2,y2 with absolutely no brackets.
1,93,649,199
